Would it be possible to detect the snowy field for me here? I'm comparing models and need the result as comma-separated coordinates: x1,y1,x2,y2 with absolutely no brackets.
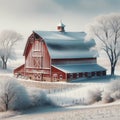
0,74,120,120
1,101,120,120
0,57,120,120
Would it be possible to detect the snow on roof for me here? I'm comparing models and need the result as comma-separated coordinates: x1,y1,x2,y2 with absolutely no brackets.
34,31,98,59
53,64,106,73
35,31,86,40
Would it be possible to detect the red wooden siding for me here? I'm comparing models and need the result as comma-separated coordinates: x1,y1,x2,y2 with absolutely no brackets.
67,70,106,81
52,58,96,65
51,66,67,82
42,40,51,69
14,64,25,76
23,35,51,81
14,31,106,82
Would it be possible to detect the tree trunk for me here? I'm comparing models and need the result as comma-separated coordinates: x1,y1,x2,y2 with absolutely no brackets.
3,61,7,69
111,66,114,76
5,93,9,111
5,103,8,111
111,61,117,76
1,56,7,69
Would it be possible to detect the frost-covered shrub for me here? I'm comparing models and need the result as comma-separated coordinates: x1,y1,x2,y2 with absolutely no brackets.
102,91,114,103
86,88,102,104
46,97,60,106
109,80,120,93
102,79,120,103
0,77,30,111
28,88,50,107
111,91,120,100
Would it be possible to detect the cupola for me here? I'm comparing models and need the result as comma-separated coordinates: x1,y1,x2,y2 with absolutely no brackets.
57,21,65,32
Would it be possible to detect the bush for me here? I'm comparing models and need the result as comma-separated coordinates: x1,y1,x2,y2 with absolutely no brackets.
111,91,120,100
109,80,120,92
27,88,50,107
87,88,102,104
0,77,56,112
102,91,114,103
102,79,120,103
0,77,30,111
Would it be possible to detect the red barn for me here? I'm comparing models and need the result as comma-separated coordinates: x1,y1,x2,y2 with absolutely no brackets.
14,22,106,82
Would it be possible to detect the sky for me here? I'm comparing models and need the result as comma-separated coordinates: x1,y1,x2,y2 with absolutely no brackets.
0,0,120,57
0,0,120,35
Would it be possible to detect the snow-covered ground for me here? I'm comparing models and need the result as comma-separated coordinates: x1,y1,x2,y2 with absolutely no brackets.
1,101,120,120
0,74,120,120
0,55,120,120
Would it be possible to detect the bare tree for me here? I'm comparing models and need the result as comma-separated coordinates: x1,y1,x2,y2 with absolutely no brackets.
87,14,120,76
0,30,22,69
0,77,30,111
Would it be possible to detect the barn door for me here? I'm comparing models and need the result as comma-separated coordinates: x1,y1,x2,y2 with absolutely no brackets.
33,57,41,68
32,40,43,68
34,73,42,81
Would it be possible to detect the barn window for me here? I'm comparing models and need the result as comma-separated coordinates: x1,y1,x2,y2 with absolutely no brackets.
79,73,83,77
91,72,95,76
70,73,73,79
77,73,79,78
97,71,101,76
53,74,58,81
87,72,91,78
85,72,88,77
59,74,63,80
102,71,106,76
73,73,76,78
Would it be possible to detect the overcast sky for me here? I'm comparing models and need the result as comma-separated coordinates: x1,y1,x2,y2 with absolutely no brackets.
0,0,119,63
0,0,120,36
0,0,120,53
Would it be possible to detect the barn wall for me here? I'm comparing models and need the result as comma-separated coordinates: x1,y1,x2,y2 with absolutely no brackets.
52,58,96,65
25,45,33,68
51,66,67,82
42,41,51,69
14,64,25,76
67,70,106,81
23,70,51,81
14,31,106,82
24,36,51,81
26,38,51,69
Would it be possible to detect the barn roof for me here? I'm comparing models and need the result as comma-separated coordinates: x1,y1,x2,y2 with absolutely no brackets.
34,31,98,59
52,64,106,73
